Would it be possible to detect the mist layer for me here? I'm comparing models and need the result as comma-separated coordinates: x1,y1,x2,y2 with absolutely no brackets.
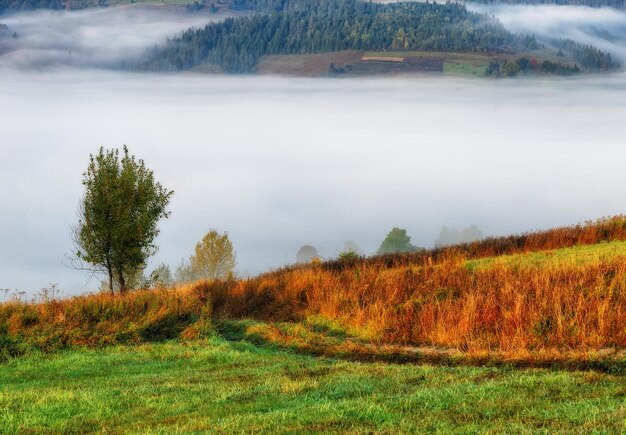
2,70,626,295
470,3,626,61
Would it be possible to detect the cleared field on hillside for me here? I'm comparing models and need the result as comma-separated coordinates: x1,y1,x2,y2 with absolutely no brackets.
257,51,363,76
258,51,496,77
362,51,491,61
364,51,493,77
257,48,581,77
1,337,625,433
106,0,199,6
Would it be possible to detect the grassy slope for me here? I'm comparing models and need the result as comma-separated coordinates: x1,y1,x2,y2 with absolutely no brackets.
1,337,625,433
3,239,626,431
4,238,626,358
466,240,626,270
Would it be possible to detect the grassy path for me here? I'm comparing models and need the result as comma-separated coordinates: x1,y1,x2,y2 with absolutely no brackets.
1,336,625,433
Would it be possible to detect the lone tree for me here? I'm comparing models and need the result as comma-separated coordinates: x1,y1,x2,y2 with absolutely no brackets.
186,230,237,280
377,227,416,255
74,146,173,294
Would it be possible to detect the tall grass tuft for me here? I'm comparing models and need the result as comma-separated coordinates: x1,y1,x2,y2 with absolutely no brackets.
0,284,213,359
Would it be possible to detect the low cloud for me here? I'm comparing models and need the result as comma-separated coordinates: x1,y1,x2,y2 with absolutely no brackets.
0,7,219,69
2,71,626,295
470,4,626,61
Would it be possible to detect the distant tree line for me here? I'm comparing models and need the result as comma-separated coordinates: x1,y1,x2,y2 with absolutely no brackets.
487,57,582,76
0,0,63,14
484,39,616,76
0,0,109,13
140,0,537,73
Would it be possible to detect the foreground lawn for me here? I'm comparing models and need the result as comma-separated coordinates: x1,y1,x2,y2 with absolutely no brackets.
1,337,625,433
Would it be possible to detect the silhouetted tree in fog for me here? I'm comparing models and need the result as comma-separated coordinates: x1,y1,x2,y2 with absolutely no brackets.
297,245,319,263
377,228,416,254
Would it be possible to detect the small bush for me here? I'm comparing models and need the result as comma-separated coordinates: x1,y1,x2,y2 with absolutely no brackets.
338,251,361,264
0,334,28,362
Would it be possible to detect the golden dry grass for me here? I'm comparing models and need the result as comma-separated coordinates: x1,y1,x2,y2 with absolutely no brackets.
3,217,626,365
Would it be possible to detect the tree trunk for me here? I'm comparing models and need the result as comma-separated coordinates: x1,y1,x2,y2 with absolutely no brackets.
108,268,114,295
117,269,127,294
106,258,114,295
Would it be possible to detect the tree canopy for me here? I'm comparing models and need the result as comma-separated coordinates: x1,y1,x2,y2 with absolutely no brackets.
74,146,173,294
377,227,416,255
177,230,237,281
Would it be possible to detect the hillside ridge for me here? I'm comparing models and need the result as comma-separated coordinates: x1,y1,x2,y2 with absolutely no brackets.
3,216,626,368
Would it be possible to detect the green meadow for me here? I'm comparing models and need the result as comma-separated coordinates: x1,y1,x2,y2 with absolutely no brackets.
1,335,625,433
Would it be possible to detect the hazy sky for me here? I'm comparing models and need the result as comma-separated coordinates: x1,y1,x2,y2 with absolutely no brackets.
2,6,626,297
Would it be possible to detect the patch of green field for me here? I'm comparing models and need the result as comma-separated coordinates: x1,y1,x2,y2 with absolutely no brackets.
1,337,625,433
466,240,626,271
443,61,488,77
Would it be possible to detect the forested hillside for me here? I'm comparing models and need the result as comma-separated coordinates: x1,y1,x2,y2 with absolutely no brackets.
554,39,616,70
141,0,538,73
0,0,63,14
0,0,104,14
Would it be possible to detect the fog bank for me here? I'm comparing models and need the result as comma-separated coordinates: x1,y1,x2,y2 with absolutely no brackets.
2,71,626,296
0,7,220,69
470,4,626,62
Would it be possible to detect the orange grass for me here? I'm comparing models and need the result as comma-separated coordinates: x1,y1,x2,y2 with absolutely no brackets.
0,284,213,357
203,253,626,353
3,216,626,363
333,215,626,271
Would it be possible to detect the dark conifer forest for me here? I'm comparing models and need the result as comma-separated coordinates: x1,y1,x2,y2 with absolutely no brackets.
0,0,63,13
